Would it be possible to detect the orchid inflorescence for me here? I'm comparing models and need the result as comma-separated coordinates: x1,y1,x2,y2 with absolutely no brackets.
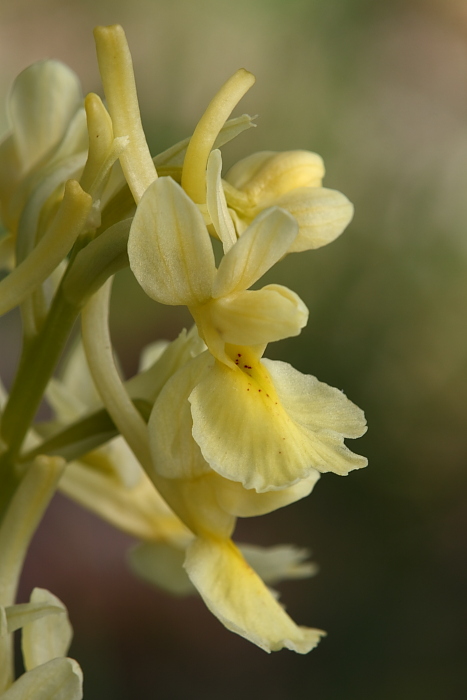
0,24,367,698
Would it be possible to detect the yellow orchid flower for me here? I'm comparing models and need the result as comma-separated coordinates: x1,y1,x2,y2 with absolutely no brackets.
44,329,321,653
113,20,366,492
128,176,307,367
144,385,325,652
0,17,371,682
129,339,342,653
185,536,324,653
124,160,364,651
75,24,367,655
128,176,366,491
223,149,355,253
169,49,352,255
141,392,324,653
75,271,325,653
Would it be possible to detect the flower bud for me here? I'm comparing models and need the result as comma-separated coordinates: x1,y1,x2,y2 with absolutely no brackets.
226,150,325,209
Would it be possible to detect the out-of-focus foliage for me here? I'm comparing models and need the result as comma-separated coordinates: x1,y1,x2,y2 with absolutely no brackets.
1,0,466,698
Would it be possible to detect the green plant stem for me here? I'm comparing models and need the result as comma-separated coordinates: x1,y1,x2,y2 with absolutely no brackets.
0,291,80,521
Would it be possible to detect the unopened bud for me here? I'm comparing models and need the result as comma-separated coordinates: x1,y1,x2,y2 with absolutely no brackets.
226,150,325,209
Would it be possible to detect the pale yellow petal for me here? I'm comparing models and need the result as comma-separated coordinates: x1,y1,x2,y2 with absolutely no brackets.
185,537,324,653
189,306,231,367
128,177,216,305
226,150,325,202
126,326,205,404
240,543,318,584
212,115,256,151
148,352,213,480
137,340,170,372
9,60,82,174
0,456,65,610
206,149,237,253
45,108,88,171
225,151,276,190
263,358,367,439
129,540,316,597
213,471,319,517
0,180,92,318
190,354,367,492
149,474,235,541
59,461,190,543
22,589,72,672
190,354,314,491
276,186,354,252
1,601,64,636
227,206,248,236
208,285,308,346
1,657,83,700
212,207,297,298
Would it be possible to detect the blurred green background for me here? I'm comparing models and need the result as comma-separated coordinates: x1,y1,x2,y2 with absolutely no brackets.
1,0,467,697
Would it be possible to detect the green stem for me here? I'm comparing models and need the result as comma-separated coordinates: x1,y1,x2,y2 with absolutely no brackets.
1,293,79,461
0,291,80,523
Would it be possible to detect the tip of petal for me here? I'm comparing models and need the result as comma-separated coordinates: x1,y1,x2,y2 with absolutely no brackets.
185,536,325,654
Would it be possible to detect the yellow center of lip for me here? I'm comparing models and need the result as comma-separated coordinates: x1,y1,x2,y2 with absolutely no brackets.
225,343,280,406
